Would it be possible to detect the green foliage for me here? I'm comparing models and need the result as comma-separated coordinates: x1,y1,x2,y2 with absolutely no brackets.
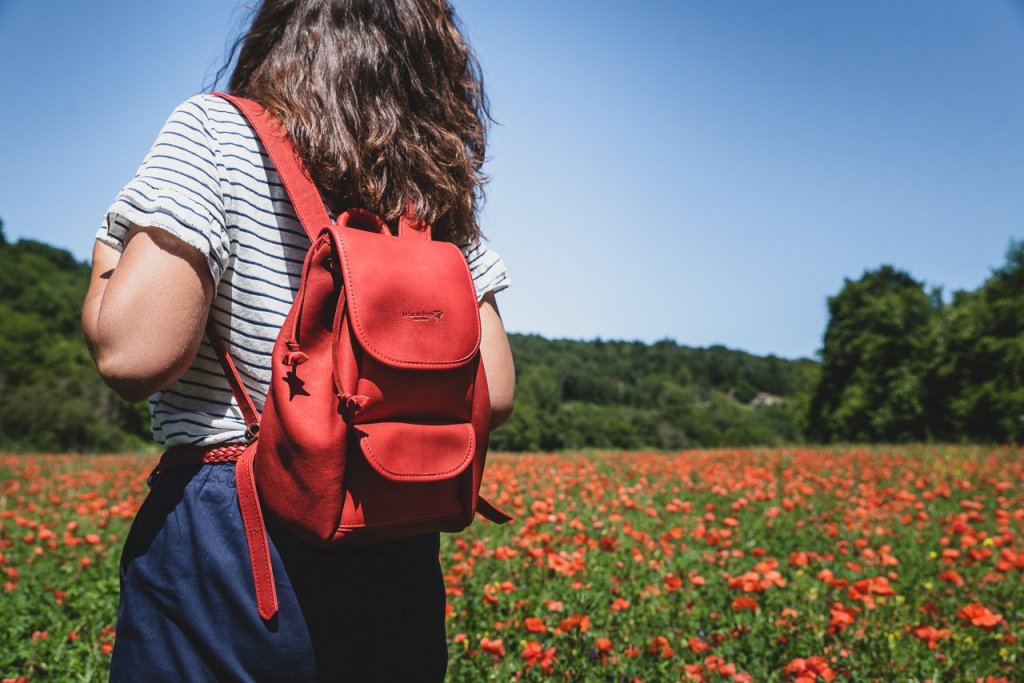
11,224,1021,452
0,229,813,453
490,335,813,451
0,236,149,452
807,242,1024,444
806,266,939,442
931,241,1024,442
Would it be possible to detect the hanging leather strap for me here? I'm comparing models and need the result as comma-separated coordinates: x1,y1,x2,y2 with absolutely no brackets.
235,442,279,620
206,319,279,619
477,495,513,524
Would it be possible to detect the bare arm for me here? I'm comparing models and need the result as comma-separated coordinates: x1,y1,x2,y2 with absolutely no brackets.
479,291,515,428
81,227,214,402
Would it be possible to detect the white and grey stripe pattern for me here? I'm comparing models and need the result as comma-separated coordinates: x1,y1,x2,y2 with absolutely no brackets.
96,94,510,447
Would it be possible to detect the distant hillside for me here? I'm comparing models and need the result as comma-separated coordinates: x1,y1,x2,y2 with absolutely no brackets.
492,334,816,451
0,230,150,452
0,226,814,452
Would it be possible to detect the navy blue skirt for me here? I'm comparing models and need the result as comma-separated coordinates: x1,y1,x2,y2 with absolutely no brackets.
110,462,447,682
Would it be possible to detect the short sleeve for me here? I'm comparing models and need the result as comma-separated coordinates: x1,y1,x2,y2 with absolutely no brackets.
461,239,510,302
96,95,230,284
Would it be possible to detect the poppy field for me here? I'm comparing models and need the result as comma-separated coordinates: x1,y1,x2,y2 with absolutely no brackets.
1,446,1022,681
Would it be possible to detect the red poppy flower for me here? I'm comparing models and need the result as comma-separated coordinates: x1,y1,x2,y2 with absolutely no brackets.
911,625,950,649
732,595,758,611
522,641,556,673
479,636,505,658
524,617,547,634
938,569,964,587
649,635,674,658
956,603,1003,629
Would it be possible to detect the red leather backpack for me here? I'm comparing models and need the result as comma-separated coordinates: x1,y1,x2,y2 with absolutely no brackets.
206,93,511,620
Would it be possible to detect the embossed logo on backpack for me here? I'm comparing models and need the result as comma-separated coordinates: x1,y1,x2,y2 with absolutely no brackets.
402,310,445,322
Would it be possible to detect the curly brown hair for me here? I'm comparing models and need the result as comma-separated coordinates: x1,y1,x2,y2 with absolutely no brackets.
221,0,489,245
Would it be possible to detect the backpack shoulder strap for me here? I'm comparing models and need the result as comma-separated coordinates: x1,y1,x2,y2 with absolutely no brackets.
211,92,330,241
203,93,330,435
206,318,261,440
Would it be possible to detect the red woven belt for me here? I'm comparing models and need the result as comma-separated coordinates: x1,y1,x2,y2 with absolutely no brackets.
154,443,249,476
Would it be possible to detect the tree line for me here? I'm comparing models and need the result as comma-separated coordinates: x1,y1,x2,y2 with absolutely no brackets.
0,223,150,452
805,242,1023,444
0,218,1019,452
489,335,814,451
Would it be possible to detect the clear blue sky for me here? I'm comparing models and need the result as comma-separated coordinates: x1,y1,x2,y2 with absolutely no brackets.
1,1,1022,359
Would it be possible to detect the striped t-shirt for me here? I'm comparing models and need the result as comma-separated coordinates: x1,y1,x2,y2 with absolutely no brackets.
96,94,509,447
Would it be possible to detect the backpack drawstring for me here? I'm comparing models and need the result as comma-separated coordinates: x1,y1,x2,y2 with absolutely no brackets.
281,340,308,368
338,391,369,416
280,236,332,369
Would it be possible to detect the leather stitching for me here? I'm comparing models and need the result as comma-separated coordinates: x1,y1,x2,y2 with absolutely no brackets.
335,230,481,368
236,446,279,620
360,424,475,480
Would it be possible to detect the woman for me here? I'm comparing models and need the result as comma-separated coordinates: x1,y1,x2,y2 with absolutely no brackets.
81,0,515,680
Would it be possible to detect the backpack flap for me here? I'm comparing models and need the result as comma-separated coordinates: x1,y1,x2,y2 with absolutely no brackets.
334,226,481,369
355,422,476,482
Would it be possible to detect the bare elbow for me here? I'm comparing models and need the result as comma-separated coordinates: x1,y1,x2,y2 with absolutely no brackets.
478,293,516,432
83,320,154,401
485,354,515,430
86,317,203,402
92,336,198,402
94,352,164,402
490,395,515,429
